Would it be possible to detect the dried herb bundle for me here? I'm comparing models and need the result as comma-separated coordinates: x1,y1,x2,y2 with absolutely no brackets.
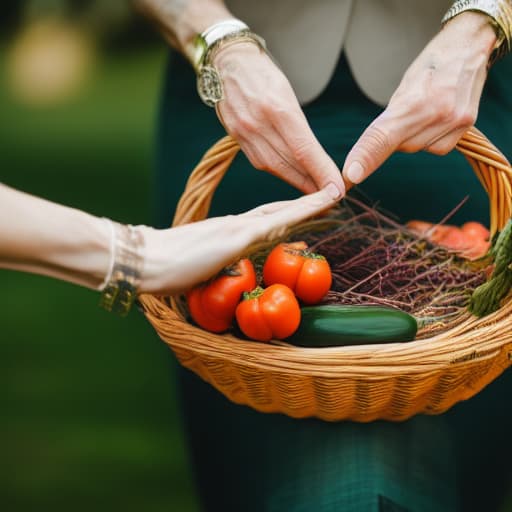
290,198,491,333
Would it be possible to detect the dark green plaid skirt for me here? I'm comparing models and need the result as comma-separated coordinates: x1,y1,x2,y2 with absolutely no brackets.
155,51,512,512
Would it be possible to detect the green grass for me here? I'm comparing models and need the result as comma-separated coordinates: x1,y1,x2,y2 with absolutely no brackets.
0,46,199,511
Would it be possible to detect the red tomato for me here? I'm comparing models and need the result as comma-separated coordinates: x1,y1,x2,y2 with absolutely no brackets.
187,287,231,333
460,239,491,260
428,224,456,244
434,226,470,251
263,241,332,304
407,218,491,261
406,220,433,236
187,258,257,333
201,259,257,322
461,221,490,242
429,222,490,258
235,285,301,342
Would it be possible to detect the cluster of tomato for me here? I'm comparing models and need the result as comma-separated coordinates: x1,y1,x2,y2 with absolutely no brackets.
187,241,332,342
406,219,490,260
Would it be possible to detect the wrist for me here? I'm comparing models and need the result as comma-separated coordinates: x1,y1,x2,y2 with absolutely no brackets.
447,11,498,56
135,0,233,54
33,210,113,291
174,2,234,53
442,1,512,65
186,18,268,107
99,221,145,316
133,225,159,294
52,211,113,291
212,39,265,67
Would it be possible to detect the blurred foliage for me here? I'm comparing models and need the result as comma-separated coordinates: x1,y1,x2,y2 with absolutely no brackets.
1,1,158,47
1,6,199,511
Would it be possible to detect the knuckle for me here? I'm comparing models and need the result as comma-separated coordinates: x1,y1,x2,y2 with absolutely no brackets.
435,104,475,129
241,146,265,171
454,109,476,128
391,90,423,117
266,226,288,242
260,97,282,117
292,139,315,166
234,113,256,134
400,140,422,153
437,104,457,124
405,91,425,113
360,125,393,162
249,157,266,171
427,142,453,156
268,155,292,175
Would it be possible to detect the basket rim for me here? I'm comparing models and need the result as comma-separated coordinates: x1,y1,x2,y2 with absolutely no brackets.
141,291,512,373
139,126,512,374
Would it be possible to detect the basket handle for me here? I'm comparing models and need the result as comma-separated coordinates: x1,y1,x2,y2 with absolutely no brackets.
172,128,512,236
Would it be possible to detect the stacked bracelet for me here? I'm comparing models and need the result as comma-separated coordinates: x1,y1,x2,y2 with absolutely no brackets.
442,0,512,65
186,19,268,107
99,220,144,317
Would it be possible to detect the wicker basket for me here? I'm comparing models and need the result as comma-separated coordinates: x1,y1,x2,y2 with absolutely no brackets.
139,127,512,422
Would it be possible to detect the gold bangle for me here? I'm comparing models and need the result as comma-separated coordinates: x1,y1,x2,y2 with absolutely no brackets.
206,31,267,63
186,19,250,73
99,222,144,317
186,19,268,108
196,31,267,107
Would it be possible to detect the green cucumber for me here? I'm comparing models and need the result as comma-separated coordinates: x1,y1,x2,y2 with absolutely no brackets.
287,305,418,347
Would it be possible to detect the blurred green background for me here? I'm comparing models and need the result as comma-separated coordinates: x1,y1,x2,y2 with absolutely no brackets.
1,1,199,510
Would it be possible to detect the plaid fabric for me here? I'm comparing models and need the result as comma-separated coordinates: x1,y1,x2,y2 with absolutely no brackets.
156,51,512,512
379,495,410,512
176,366,459,512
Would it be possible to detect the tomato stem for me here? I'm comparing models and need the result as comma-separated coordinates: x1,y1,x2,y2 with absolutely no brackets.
242,286,264,301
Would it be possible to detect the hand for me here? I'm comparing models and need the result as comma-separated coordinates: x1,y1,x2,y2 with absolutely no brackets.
139,184,339,295
213,41,345,197
342,12,497,185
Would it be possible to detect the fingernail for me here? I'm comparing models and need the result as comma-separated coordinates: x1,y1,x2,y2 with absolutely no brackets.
346,161,365,184
325,182,343,200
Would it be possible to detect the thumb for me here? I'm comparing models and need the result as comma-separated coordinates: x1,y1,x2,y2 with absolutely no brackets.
342,117,399,185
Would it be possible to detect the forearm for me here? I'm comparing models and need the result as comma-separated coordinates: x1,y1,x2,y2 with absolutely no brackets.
134,0,233,54
0,184,111,290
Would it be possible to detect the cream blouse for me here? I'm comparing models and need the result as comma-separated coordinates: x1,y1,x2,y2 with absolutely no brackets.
225,0,451,106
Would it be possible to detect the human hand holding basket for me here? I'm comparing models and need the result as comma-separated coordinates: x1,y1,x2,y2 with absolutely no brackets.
139,127,512,422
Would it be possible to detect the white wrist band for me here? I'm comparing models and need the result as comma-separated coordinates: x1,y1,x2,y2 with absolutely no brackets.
201,19,249,48
186,18,268,107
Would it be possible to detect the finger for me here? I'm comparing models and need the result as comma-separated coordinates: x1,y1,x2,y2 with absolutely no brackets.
261,185,339,241
260,132,321,194
237,132,319,194
342,113,405,185
215,69,344,197
425,126,467,155
215,103,227,130
243,183,338,218
398,122,455,153
218,100,319,193
268,184,340,221
271,109,345,196
245,185,340,243
398,104,475,154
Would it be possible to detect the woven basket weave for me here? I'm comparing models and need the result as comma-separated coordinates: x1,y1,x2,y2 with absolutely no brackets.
139,127,512,422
